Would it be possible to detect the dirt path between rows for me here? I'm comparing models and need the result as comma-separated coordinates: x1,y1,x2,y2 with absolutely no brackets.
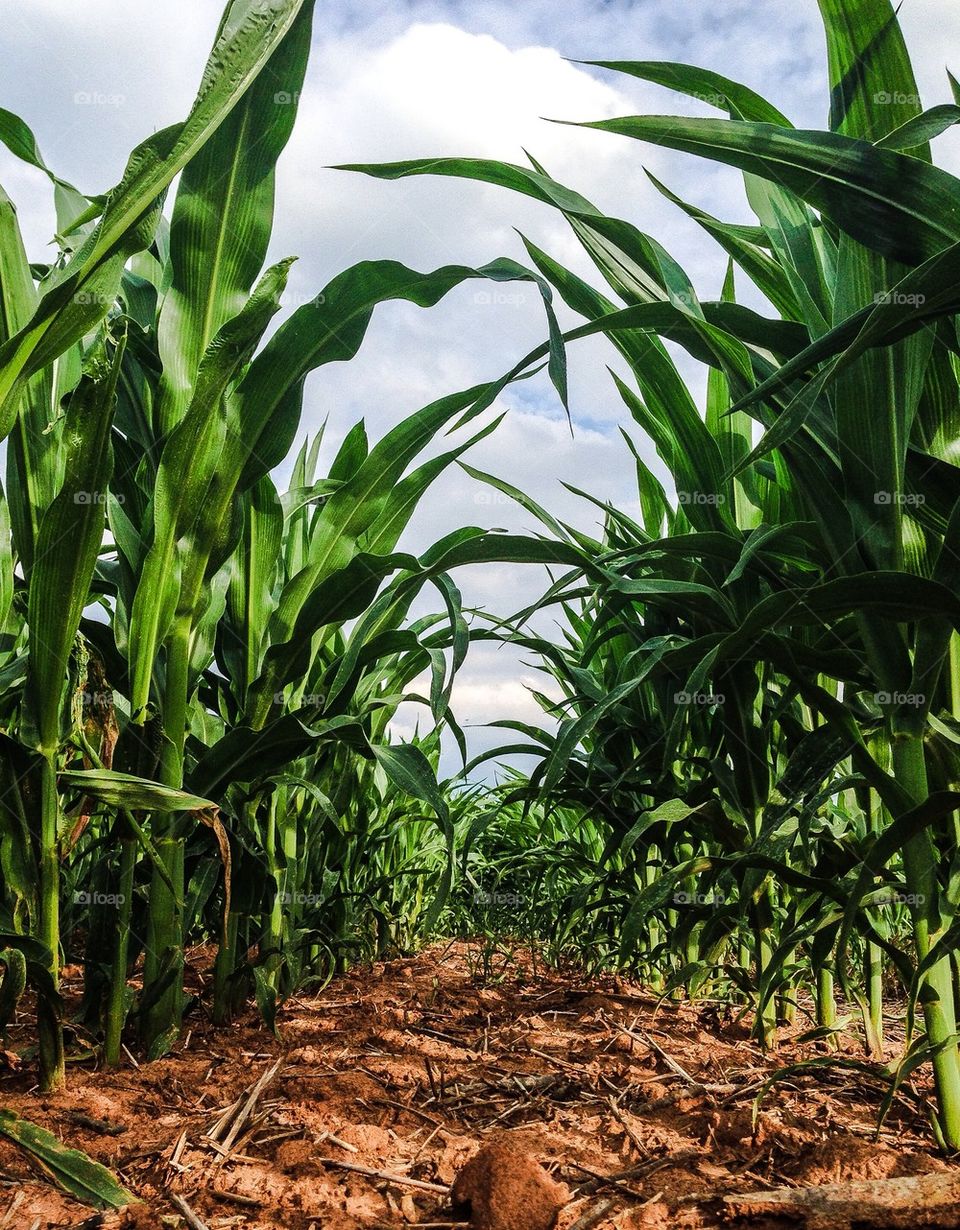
3,942,959,1228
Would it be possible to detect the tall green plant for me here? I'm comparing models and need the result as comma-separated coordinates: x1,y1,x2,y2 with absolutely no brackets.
347,0,960,1145
0,0,574,1078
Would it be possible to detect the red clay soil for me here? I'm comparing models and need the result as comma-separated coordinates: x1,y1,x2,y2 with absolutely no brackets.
2,941,959,1229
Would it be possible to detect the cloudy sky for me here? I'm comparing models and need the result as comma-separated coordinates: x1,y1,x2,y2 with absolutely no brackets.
3,0,959,771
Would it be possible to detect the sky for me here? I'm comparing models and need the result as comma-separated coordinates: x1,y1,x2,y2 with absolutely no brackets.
3,0,960,773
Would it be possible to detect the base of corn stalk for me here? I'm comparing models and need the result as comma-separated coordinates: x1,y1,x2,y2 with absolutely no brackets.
140,836,185,1057
212,910,244,1025
103,834,137,1068
35,1000,65,1095
37,755,65,1094
892,735,960,1150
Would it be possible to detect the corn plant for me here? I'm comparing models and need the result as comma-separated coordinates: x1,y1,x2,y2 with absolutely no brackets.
350,0,960,1147
0,0,580,1086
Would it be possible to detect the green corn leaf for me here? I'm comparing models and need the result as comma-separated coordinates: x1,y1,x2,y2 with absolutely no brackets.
646,173,805,321
584,60,792,125
371,743,452,931
27,341,122,754
817,0,926,147
877,106,960,150
59,769,215,813
0,184,63,576
157,0,316,431
566,115,960,264
360,414,506,557
0,0,312,437
189,714,363,799
0,108,79,192
0,1109,135,1209
221,476,284,703
236,256,568,493
127,258,294,714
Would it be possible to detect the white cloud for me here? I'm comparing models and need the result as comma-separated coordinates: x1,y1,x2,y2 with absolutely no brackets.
3,3,219,199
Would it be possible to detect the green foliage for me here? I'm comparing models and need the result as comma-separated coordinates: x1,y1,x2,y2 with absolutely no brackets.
350,0,960,1149
0,0,565,1093
4,0,960,1165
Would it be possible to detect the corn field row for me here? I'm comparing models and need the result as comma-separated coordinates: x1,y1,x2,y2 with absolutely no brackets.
4,0,960,1174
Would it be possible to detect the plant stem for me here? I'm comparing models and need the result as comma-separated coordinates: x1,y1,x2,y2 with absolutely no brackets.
104,831,136,1067
213,910,240,1025
865,770,885,1056
778,948,797,1026
753,889,777,1047
141,616,191,1054
262,794,282,988
37,753,64,1092
892,734,960,1150
816,962,838,1043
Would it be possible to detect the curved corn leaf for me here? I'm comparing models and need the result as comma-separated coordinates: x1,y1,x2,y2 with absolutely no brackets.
567,115,960,264
0,1109,135,1209
0,107,79,193
877,106,960,151
188,713,363,799
27,342,122,753
157,0,316,431
58,769,215,813
583,60,792,125
0,0,312,436
236,255,568,493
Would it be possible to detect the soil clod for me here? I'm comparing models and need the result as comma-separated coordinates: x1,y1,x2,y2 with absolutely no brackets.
452,1140,569,1230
